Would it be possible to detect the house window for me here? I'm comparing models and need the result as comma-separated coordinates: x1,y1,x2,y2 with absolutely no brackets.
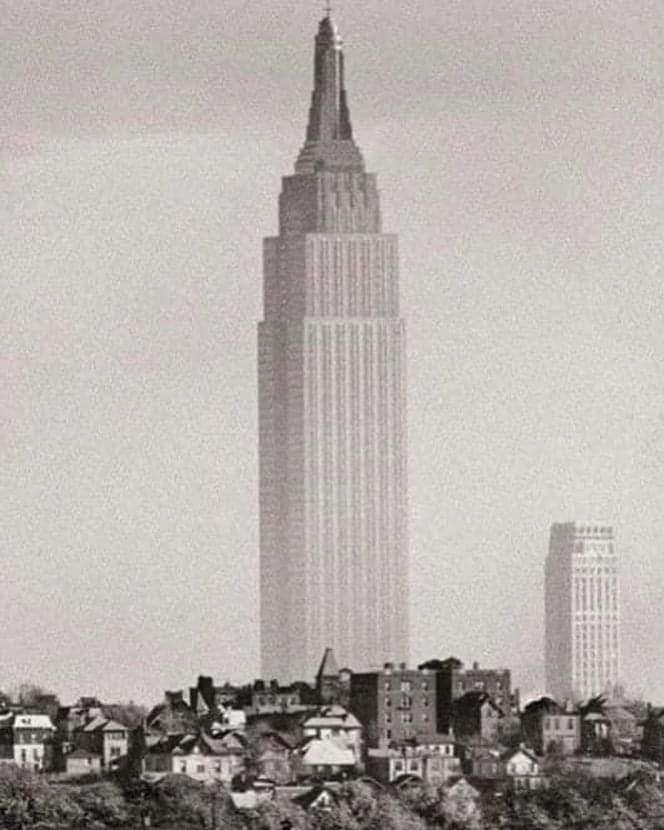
384,680,391,691
409,760,419,772
401,680,412,693
568,719,574,730
422,681,429,692
179,762,186,773
197,764,205,773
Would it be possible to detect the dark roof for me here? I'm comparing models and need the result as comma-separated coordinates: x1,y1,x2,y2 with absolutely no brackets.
67,748,101,759
316,648,340,680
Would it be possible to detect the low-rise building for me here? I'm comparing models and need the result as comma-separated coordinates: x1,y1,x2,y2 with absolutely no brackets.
367,735,460,786
251,731,294,784
301,705,362,761
453,692,503,744
171,732,246,783
500,746,544,790
64,747,102,777
294,737,356,781
521,697,581,756
12,714,55,772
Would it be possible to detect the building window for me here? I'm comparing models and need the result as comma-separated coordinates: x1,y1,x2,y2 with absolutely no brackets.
196,764,204,773
401,681,412,693
422,681,429,691
180,762,186,773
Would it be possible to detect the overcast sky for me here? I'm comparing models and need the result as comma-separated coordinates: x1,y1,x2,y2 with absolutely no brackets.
3,0,664,706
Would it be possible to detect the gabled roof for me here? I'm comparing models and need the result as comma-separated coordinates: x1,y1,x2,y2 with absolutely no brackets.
501,746,538,764
292,784,338,810
300,738,355,767
83,715,108,732
173,730,246,757
102,719,128,732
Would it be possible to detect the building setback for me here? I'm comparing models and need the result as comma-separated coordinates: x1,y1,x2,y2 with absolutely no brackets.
258,14,409,681
545,522,621,701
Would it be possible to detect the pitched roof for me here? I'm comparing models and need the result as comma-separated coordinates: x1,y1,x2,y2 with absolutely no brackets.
292,785,337,809
501,746,538,764
303,706,361,730
67,748,101,759
83,715,108,732
316,648,340,679
13,714,54,730
300,738,355,767
102,719,128,732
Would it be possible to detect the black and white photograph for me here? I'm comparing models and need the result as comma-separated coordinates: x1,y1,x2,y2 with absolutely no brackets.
3,1,664,826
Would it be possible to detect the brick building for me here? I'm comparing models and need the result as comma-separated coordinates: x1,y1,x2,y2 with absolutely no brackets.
418,657,515,734
350,663,437,749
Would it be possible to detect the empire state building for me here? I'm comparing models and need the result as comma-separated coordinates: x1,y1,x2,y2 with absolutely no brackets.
258,14,409,682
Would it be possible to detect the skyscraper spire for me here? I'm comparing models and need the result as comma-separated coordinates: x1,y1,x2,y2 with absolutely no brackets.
295,14,365,173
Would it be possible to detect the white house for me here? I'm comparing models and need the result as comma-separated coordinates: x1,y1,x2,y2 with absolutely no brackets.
12,714,55,772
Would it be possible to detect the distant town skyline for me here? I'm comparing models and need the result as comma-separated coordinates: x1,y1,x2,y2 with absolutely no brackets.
3,0,664,705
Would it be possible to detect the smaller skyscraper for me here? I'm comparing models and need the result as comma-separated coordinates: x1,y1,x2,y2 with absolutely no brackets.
545,522,621,702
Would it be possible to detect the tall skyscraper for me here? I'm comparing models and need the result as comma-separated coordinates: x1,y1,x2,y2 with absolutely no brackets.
258,14,409,682
545,522,621,701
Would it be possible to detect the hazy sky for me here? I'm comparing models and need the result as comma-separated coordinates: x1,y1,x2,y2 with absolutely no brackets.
3,0,664,705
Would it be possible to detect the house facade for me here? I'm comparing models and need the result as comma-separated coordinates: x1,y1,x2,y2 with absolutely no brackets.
12,714,55,772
